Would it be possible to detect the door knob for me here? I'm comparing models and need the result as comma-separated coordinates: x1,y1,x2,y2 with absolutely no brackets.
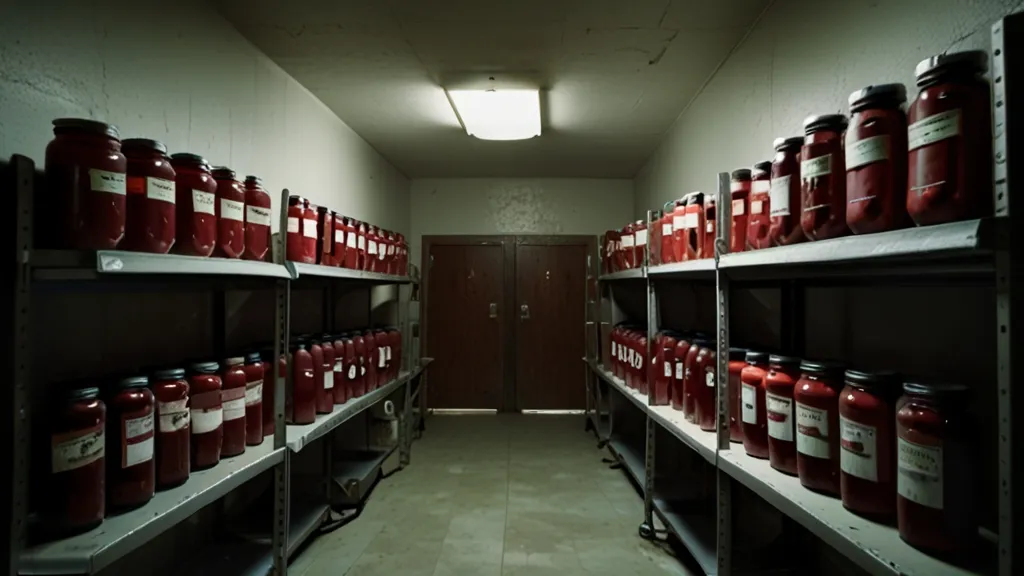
489,302,498,319
520,303,530,320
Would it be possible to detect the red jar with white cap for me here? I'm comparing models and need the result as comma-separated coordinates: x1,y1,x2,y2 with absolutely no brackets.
123,138,176,254
212,167,246,259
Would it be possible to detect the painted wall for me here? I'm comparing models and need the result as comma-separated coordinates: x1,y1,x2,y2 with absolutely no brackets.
409,178,634,265
0,0,409,235
634,0,1018,215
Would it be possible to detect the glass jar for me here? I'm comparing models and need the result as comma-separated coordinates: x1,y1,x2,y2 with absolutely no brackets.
342,217,359,269
320,336,338,406
46,385,106,535
896,382,974,556
43,118,127,249
122,138,175,254
700,193,715,259
286,196,311,263
747,162,772,250
243,176,272,262
801,114,850,241
729,170,750,254
356,220,369,269
329,335,347,404
795,360,845,495
188,362,223,470
766,354,802,475
653,333,677,406
308,339,332,414
343,335,359,398
840,369,900,520
365,225,380,272
170,153,216,257
633,220,648,268
220,357,247,457
105,376,155,511
289,342,317,424
740,351,769,459
365,330,381,392
907,51,993,226
150,368,190,490
243,353,264,446
331,212,346,268
695,344,716,431
620,223,636,269
670,198,688,263
846,84,909,235
728,348,747,443
683,339,707,421
660,202,676,265
670,338,691,411
317,207,335,266
649,211,662,267
769,137,806,246
212,167,245,259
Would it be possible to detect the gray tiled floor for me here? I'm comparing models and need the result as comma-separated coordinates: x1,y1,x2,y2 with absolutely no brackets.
290,414,691,575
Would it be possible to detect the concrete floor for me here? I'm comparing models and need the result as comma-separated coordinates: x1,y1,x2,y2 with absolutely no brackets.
289,414,691,575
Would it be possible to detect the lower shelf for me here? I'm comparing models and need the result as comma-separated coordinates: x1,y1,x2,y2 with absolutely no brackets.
177,538,273,576
608,437,645,487
330,446,397,507
652,497,717,575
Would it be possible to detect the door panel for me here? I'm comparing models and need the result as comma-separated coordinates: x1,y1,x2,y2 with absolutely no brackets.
426,244,504,409
515,243,588,410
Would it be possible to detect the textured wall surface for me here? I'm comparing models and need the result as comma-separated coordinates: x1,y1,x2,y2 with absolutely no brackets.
635,0,1019,215
409,178,634,265
0,0,409,234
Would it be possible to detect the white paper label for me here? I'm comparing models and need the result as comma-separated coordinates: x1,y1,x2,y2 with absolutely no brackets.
368,240,378,254
147,177,176,204
220,198,244,222
378,245,386,260
750,200,764,214
846,134,890,170
247,205,272,226
303,218,318,238
752,180,771,194
663,361,672,378
334,359,343,374
90,168,126,195
52,427,104,473
662,223,672,236
287,216,300,234
158,399,190,432
635,229,648,246
611,342,616,357
675,361,684,380
684,212,698,229
324,371,334,390
621,235,635,248
672,215,685,231
357,235,366,250
223,397,245,421
898,438,943,509
125,436,153,468
124,413,155,468
360,365,366,376
801,154,832,180
192,407,223,434
705,368,715,387
796,403,830,459
386,346,392,361
741,383,757,424
334,229,345,244
706,221,714,234
193,189,216,215
245,381,263,406
732,199,745,216
766,392,793,441
347,231,357,248
908,109,960,152
378,348,386,368
348,364,357,379
770,176,791,217
840,417,877,481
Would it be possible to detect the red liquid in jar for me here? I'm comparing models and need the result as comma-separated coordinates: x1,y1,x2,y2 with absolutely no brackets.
740,352,769,458
364,331,379,392
123,139,175,254
317,207,335,266
364,226,379,272
621,223,636,270
150,368,190,490
801,114,850,241
653,334,677,406
331,212,346,268
747,162,772,250
660,203,676,264
343,336,359,398
649,211,662,266
729,170,750,254
46,385,106,535
311,339,333,413
765,355,801,475
105,376,155,511
727,349,747,443
287,196,312,263
243,176,272,261
330,336,348,404
374,329,390,387
188,362,223,470
220,358,248,456
907,51,993,226
212,167,245,259
341,218,358,269
289,343,317,424
243,353,265,446
671,199,689,263
170,153,217,257
840,370,899,520
896,382,974,556
846,84,909,235
695,345,717,432
671,339,691,411
769,137,806,246
698,193,713,259
632,220,647,268
683,340,707,422
794,360,845,495
43,119,127,250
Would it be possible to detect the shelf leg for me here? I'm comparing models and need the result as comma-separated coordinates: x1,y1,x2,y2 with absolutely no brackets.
400,377,412,467
642,414,656,531
272,454,290,574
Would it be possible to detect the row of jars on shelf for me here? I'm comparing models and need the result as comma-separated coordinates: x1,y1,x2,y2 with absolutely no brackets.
43,329,401,540
40,118,407,273
607,326,974,563
602,50,993,273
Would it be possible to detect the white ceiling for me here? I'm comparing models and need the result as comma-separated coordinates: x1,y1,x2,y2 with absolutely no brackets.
214,0,770,178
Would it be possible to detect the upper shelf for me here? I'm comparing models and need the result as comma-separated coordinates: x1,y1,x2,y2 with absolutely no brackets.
599,268,646,281
287,262,411,284
647,258,715,279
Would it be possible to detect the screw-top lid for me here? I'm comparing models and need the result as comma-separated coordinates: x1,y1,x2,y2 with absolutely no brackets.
803,114,848,135
152,367,186,380
170,152,210,168
768,354,801,367
685,191,705,205
245,352,263,364
113,375,149,389
773,136,803,152
915,50,987,83
223,356,245,367
61,384,101,401
190,361,220,374
122,138,168,155
844,369,899,388
745,350,768,363
902,381,969,396
211,166,237,180
753,161,772,175
52,118,120,139
848,83,907,112
731,169,752,181
799,359,845,374
244,175,262,185
288,195,302,206
729,347,748,360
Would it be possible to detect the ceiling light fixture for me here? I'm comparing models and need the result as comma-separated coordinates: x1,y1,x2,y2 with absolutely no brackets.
445,88,541,141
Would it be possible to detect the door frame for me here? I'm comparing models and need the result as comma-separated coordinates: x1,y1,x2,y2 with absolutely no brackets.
421,234,598,412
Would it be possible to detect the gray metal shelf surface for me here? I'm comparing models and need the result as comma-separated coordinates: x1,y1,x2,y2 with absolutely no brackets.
647,259,716,278
608,438,646,487
598,267,647,281
30,249,293,281
652,497,717,576
20,444,285,575
286,501,331,557
585,359,648,411
288,261,412,283
648,405,716,465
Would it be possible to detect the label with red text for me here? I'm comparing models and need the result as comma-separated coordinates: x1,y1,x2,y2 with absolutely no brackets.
766,392,793,441
795,403,829,458
840,416,877,481
898,437,943,509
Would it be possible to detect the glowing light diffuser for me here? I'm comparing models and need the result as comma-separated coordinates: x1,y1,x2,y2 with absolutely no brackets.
446,89,541,141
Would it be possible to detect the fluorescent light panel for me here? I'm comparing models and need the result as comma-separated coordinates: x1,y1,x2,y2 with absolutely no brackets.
447,89,541,141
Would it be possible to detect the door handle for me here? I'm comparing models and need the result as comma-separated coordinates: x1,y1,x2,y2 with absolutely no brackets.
520,303,530,320
489,302,498,319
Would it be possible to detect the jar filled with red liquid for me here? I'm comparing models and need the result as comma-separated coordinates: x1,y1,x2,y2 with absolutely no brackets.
188,362,223,470
286,196,313,263
695,343,717,430
908,51,992,226
46,385,106,535
701,193,715,259
653,333,677,406
620,223,636,269
123,138,175,254
802,114,850,241
329,335,348,404
846,84,909,235
356,221,370,269
741,351,769,458
105,376,155,511
243,353,264,446
331,212,346,268
649,210,662,266
660,202,676,264
795,360,845,495
766,354,802,475
365,330,380,392
343,335,360,398
316,207,335,265
150,368,190,490
729,170,750,254
746,162,772,250
769,137,805,246
896,382,974,556
320,336,338,406
683,339,709,421
668,199,686,263
212,167,245,259
243,176,272,261
632,220,648,268
671,337,693,411
43,119,127,249
840,369,900,520
308,339,330,414
220,357,247,457
727,348,747,443
289,342,317,424
364,226,379,272
374,329,390,386
170,153,216,257
260,348,285,438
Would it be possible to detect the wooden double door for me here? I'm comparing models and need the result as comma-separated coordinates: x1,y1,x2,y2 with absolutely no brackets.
424,235,592,411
